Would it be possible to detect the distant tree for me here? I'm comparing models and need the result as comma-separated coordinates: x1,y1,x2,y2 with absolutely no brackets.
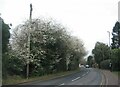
80,58,86,65
87,55,93,67
111,21,120,49
92,42,110,68
67,36,87,70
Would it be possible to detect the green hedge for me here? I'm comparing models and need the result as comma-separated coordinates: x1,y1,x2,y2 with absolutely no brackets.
111,49,120,71
100,59,110,70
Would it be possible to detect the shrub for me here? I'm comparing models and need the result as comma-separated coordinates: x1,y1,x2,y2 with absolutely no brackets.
100,59,110,69
111,49,120,71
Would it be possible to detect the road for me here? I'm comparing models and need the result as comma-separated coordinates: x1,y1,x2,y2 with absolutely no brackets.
21,68,104,87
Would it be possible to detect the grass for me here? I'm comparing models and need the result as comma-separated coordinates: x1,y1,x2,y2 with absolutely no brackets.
112,71,120,77
3,68,80,85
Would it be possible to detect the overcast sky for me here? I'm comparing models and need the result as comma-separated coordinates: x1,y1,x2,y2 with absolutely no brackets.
0,0,119,57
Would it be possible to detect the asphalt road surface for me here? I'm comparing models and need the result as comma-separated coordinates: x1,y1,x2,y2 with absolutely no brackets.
21,68,103,87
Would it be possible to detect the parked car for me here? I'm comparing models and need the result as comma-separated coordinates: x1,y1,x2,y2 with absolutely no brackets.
85,65,89,68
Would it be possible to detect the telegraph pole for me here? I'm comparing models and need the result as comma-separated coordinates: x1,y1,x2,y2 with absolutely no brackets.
26,3,33,79
30,4,33,20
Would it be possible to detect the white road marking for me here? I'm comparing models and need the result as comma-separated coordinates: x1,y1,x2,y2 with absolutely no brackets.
72,77,80,81
82,74,86,76
60,83,65,85
106,78,108,85
57,83,65,87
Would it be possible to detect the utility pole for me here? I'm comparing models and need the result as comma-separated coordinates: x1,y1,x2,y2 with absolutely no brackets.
30,4,33,20
26,3,33,79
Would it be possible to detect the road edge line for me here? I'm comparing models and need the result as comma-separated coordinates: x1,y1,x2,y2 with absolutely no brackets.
99,69,107,87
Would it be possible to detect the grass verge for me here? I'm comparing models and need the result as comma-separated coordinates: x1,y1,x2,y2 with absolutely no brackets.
3,68,80,85
112,71,120,77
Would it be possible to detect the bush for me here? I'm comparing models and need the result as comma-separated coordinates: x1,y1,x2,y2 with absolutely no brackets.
2,51,26,79
100,59,110,69
111,49,120,71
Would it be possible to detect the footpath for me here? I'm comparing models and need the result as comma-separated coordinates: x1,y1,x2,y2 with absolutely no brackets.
100,69,119,86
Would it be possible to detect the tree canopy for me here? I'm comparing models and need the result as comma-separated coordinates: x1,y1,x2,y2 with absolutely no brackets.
111,21,120,71
111,21,120,49
87,55,93,67
92,42,110,68
9,18,87,77
1,18,11,78
2,19,10,53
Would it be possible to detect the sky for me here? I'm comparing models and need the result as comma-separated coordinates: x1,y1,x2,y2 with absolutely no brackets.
0,0,119,57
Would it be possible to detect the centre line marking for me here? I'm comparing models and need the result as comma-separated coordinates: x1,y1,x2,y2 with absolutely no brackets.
72,77,80,81
82,74,86,76
60,83,65,85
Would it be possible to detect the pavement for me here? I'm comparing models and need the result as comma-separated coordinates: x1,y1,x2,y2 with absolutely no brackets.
100,69,119,86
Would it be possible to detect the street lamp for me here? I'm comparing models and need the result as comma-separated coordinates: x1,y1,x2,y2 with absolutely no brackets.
107,31,112,71
107,31,110,47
